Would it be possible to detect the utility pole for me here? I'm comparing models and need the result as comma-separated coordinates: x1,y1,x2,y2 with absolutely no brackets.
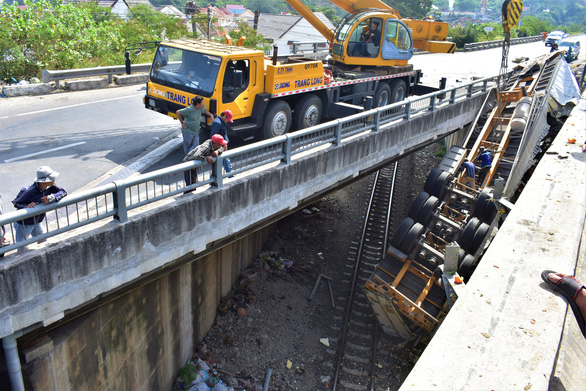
207,8,211,40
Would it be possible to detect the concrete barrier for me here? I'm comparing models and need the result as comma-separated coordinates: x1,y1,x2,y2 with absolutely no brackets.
64,77,109,91
114,73,148,86
2,83,55,97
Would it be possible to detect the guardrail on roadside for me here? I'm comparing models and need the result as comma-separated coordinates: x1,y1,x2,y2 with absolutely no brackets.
0,73,509,255
41,64,152,88
464,35,542,51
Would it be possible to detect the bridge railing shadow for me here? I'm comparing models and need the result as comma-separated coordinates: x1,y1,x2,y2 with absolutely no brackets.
0,73,509,256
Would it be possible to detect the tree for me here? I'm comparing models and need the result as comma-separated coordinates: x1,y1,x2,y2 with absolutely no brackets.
453,0,480,12
381,0,434,19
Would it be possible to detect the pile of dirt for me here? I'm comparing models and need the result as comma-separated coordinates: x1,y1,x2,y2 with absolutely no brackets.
172,145,441,391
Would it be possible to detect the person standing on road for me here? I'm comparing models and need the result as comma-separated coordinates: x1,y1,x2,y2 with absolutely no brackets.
210,110,234,175
176,96,213,155
182,135,228,192
12,166,67,252
476,147,492,187
459,158,476,190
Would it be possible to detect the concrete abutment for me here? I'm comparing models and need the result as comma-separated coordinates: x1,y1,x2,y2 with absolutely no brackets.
14,226,272,390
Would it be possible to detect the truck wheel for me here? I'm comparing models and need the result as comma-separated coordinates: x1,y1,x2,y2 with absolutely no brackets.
293,94,322,130
262,100,291,139
374,82,391,107
390,79,407,103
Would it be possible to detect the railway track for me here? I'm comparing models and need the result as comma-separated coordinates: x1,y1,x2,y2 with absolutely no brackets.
329,162,399,391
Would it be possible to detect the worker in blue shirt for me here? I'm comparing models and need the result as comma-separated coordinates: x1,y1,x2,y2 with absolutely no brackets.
210,110,234,175
476,147,492,187
459,158,476,190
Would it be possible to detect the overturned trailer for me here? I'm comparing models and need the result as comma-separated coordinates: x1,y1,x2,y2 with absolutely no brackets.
364,51,568,339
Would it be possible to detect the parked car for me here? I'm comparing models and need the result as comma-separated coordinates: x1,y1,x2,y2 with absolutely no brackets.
545,30,566,46
558,39,581,61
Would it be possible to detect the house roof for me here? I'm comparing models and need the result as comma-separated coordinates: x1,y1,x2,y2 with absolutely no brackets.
158,5,185,18
250,12,334,40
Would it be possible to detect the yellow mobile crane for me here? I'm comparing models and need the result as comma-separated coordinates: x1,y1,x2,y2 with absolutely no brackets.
137,0,454,140
285,0,455,68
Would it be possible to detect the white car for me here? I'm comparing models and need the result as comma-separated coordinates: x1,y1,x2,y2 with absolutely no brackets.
557,39,581,61
545,30,567,46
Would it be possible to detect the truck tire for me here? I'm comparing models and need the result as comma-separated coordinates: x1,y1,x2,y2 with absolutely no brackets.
374,82,391,108
293,94,322,130
390,79,407,103
262,100,292,139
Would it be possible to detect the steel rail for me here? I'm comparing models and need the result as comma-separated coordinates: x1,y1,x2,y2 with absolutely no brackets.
331,162,398,390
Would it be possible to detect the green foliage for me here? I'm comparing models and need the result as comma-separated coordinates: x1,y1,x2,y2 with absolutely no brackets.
448,23,482,48
226,20,271,50
381,0,434,19
177,361,198,384
518,15,552,36
453,0,480,12
0,0,188,81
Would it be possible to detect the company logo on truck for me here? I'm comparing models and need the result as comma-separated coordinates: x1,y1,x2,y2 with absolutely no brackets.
274,81,291,90
295,77,323,88
148,86,188,105
277,67,293,74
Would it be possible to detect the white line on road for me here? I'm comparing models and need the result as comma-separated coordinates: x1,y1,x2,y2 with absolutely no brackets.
0,94,143,120
4,142,87,163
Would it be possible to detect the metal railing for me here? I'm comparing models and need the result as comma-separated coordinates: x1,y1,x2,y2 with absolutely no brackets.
290,41,329,54
464,35,542,51
0,74,507,255
42,64,152,88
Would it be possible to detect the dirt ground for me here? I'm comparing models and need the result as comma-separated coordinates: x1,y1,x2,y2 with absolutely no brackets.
173,144,441,391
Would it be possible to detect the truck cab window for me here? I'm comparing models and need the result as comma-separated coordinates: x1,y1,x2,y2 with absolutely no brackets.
223,59,249,103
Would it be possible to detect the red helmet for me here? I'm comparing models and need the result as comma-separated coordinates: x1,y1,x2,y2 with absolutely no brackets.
211,134,228,146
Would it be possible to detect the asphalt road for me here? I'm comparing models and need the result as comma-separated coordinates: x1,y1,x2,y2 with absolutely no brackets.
1,36,583,213
0,85,177,212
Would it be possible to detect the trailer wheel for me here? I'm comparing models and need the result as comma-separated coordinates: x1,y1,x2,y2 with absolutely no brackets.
457,217,480,252
391,217,415,249
262,100,292,139
423,168,442,194
416,195,439,226
398,222,425,255
390,79,407,103
408,192,430,221
467,222,490,254
293,94,322,130
472,188,498,223
458,254,476,282
374,82,391,107
430,171,453,200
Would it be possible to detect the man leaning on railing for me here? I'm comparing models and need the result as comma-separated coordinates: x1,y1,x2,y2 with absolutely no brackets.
11,166,67,252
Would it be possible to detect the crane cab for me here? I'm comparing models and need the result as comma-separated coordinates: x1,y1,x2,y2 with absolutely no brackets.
331,11,413,67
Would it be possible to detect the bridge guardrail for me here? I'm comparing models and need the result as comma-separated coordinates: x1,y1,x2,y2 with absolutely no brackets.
464,35,542,51
41,64,152,88
0,73,510,255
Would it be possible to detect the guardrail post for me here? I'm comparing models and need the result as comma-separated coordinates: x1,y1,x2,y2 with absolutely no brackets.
450,89,456,104
429,95,436,111
313,43,317,53
212,159,223,189
467,84,473,98
405,101,411,120
334,120,343,145
281,137,293,164
108,74,113,84
292,43,298,54
374,110,381,131
483,79,488,92
113,184,128,222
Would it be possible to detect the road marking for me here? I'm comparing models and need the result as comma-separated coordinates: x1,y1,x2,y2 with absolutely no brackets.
0,94,143,120
4,142,87,162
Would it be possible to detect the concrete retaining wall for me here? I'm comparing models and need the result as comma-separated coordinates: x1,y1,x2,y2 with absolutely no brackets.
17,226,271,390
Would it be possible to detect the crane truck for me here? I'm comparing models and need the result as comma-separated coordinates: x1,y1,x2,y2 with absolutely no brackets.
137,0,455,140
